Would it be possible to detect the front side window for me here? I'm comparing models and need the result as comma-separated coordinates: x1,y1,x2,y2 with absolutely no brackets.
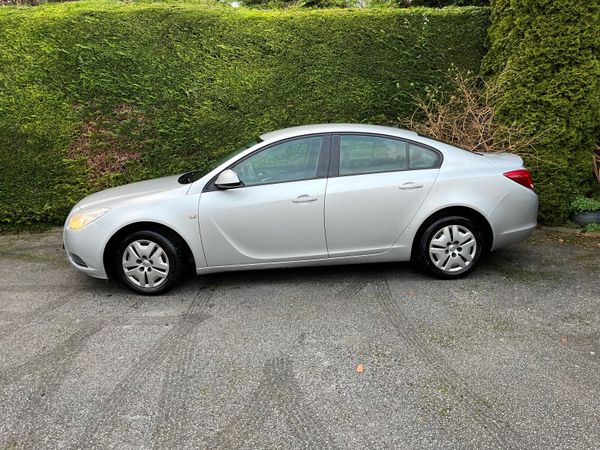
339,135,407,176
232,136,324,187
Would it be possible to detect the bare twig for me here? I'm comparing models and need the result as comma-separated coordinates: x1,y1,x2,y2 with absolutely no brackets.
402,70,542,162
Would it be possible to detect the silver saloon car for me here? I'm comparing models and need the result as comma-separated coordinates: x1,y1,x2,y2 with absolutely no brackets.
64,124,538,294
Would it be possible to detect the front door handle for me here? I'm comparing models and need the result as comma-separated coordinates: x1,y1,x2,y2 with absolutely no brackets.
398,182,424,190
292,194,318,203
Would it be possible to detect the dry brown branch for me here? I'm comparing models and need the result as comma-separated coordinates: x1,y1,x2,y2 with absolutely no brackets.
402,70,541,160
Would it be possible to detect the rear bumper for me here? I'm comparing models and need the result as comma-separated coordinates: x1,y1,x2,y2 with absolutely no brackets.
63,221,110,279
491,223,537,250
489,185,538,251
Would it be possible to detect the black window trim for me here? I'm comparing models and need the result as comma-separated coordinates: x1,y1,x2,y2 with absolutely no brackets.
328,132,444,178
203,133,332,192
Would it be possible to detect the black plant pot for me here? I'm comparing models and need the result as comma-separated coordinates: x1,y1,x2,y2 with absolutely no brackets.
571,211,600,225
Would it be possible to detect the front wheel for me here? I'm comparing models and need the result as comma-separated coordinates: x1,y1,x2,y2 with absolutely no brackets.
416,216,484,279
115,230,186,295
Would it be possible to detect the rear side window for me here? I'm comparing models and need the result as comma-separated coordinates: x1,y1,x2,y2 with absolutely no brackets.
339,135,407,176
409,143,441,169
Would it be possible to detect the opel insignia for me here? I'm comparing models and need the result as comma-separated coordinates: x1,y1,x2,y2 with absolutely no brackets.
64,124,538,294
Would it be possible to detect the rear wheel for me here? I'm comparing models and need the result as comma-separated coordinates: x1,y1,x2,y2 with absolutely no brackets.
115,230,186,295
416,216,483,279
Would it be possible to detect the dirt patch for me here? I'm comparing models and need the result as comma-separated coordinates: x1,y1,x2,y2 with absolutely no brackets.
68,104,148,183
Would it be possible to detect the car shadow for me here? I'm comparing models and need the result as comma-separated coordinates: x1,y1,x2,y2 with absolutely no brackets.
82,247,523,298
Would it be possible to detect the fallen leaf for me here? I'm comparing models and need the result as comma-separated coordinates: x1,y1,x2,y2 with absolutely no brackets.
356,363,364,374
558,238,564,244
560,335,568,344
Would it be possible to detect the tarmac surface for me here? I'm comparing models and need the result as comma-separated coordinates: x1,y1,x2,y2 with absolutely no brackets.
0,227,599,449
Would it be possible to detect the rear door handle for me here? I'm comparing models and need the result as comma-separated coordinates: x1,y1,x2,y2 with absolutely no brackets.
398,182,424,190
292,194,318,203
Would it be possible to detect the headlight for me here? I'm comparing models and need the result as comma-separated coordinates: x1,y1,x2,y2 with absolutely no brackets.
67,208,110,231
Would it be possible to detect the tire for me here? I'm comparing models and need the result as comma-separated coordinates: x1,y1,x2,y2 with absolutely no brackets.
415,216,484,279
115,230,186,295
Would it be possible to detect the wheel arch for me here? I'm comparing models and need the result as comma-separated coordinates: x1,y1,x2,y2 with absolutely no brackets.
103,221,196,280
411,206,494,259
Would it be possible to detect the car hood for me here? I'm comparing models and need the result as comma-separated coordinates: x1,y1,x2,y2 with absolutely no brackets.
77,175,185,209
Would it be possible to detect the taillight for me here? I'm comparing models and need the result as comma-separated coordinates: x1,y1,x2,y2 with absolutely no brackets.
504,169,534,190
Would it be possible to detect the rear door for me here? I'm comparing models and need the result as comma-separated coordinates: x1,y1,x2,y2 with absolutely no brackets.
324,134,441,257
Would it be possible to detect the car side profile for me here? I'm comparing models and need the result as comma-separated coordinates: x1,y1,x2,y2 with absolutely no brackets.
63,124,538,294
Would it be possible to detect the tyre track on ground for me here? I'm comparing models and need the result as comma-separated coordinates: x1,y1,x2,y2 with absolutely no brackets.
0,322,106,448
209,358,277,448
210,356,337,449
374,274,524,449
151,320,205,449
0,323,104,392
75,286,215,449
334,277,368,300
4,243,63,252
0,288,78,340
271,357,336,449
2,283,114,294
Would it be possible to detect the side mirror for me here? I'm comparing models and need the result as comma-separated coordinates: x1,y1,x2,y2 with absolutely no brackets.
214,169,242,189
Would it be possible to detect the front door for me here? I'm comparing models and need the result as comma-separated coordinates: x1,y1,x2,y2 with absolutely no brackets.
199,134,330,267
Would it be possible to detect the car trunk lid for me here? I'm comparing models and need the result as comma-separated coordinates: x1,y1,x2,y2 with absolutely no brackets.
479,152,524,170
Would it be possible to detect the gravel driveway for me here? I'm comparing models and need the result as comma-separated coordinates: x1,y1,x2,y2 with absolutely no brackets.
0,227,599,449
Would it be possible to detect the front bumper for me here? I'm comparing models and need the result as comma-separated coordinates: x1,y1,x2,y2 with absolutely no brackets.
63,221,111,279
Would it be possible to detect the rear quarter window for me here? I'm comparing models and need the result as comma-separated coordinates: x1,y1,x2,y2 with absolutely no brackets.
409,143,441,169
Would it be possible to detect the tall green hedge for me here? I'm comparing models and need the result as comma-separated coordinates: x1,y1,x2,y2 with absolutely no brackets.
482,0,600,224
410,0,489,6
0,2,488,226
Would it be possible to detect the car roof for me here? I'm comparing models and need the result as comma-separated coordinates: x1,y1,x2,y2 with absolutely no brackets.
259,123,419,142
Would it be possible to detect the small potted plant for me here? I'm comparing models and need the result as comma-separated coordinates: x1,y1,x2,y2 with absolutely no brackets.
571,195,600,226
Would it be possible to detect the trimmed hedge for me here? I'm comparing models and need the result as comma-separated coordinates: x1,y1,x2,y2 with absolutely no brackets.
0,2,489,226
410,0,489,6
241,0,490,8
482,0,600,225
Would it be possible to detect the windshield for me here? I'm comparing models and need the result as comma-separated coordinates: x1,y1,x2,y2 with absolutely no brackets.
178,140,259,184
